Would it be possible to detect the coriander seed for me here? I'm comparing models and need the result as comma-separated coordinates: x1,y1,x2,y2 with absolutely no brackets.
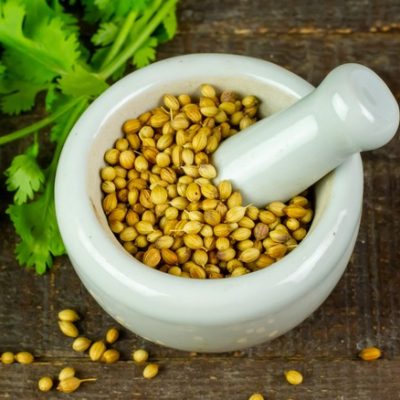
248,394,264,400
57,377,96,393
58,320,79,338
133,349,149,364
359,347,382,361
89,340,106,362
1,352,14,364
105,327,120,344
15,351,34,364
101,349,120,364
59,366,76,381
72,336,92,352
143,363,159,379
100,84,314,279
58,309,80,322
284,369,303,385
38,376,53,392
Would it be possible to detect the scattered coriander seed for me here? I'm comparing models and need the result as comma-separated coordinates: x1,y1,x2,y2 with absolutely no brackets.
57,377,97,393
143,363,159,379
89,340,106,362
58,309,80,322
101,349,120,364
59,366,76,381
359,346,382,361
284,370,303,385
248,394,264,400
72,336,92,352
1,352,14,364
105,327,120,344
15,351,34,364
38,376,53,392
132,349,149,364
58,320,79,338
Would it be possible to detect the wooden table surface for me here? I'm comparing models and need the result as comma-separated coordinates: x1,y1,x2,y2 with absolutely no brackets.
1,1,400,399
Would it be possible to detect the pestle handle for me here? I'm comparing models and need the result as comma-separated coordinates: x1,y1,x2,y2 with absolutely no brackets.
212,63,399,206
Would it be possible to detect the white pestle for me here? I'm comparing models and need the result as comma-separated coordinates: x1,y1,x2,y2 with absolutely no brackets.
212,63,399,206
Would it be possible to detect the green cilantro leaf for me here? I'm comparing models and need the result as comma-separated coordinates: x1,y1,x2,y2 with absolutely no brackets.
92,21,118,46
0,0,82,114
58,65,109,98
94,0,150,20
82,0,153,23
163,8,177,39
2,48,55,85
48,0,80,34
0,1,80,76
0,0,25,41
5,141,45,205
90,46,109,69
7,183,65,274
94,0,131,19
49,104,73,142
133,36,158,68
45,84,58,112
0,0,179,274
0,77,47,114
5,97,87,274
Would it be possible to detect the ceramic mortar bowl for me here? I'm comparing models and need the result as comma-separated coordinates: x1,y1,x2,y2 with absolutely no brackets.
55,54,363,352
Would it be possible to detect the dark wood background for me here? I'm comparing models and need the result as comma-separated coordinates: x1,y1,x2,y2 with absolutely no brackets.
1,1,400,398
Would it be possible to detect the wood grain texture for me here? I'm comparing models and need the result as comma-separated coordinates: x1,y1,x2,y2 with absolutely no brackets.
178,0,400,33
1,359,400,399
1,0,399,399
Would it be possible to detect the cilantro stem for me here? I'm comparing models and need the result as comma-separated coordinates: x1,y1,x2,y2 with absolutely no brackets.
0,98,80,146
48,98,87,177
100,10,138,70
127,0,162,41
99,0,177,81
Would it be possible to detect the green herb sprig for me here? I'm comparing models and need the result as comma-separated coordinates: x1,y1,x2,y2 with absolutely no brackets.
0,0,178,274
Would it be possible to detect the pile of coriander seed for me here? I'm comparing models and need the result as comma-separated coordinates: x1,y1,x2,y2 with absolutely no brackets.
100,84,313,278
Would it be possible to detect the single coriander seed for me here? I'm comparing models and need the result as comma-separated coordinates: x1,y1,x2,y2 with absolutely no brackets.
59,366,76,381
248,394,264,400
1,352,14,364
58,320,79,338
72,336,92,352
58,309,80,322
15,351,34,364
132,349,149,364
359,346,382,361
38,376,53,392
284,369,303,385
89,340,106,362
143,363,159,379
105,327,120,344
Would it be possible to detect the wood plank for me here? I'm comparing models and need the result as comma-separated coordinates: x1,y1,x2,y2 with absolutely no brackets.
178,0,400,33
157,33,400,94
1,358,399,399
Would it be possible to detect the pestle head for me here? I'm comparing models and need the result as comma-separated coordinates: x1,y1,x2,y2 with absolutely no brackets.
318,63,399,151
213,64,399,206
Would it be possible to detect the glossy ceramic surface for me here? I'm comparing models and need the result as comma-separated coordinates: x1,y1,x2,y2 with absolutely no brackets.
55,54,363,352
214,63,399,205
